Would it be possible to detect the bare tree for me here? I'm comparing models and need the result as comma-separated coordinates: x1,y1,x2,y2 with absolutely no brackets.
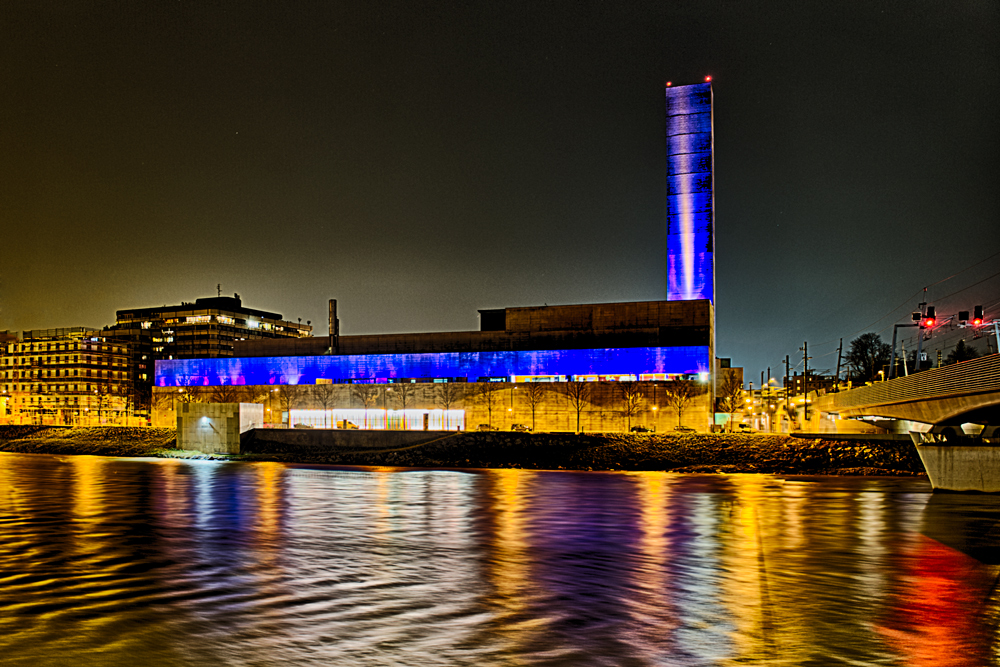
152,389,177,413
521,383,548,432
846,333,892,382
435,383,464,411
211,384,241,403
351,384,379,428
313,383,338,427
717,369,743,432
563,382,592,433
617,381,643,431
276,385,306,426
474,382,505,429
662,379,698,429
236,385,269,405
390,382,416,428
435,383,464,430
177,387,207,403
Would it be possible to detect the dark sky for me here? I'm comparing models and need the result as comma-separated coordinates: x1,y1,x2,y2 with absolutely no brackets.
2,0,998,379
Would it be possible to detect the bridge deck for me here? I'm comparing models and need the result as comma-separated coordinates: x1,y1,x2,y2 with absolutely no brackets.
825,353,1000,412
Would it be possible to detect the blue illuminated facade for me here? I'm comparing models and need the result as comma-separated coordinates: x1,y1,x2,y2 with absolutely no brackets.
155,346,711,387
665,82,714,303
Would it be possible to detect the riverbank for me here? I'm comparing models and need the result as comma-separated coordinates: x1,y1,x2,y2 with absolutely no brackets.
0,426,178,457
0,426,925,475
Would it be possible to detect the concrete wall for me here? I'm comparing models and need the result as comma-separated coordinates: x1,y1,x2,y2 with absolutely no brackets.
176,402,264,454
245,429,454,453
157,380,714,433
916,445,1000,493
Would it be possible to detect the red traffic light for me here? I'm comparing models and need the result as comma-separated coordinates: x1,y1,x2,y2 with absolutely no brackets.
922,306,936,328
973,305,983,325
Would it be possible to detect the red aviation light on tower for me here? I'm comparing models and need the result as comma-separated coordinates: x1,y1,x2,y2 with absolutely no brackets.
666,81,672,87
704,75,712,82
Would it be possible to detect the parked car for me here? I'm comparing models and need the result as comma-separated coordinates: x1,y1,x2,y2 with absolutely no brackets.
511,423,532,432
337,420,360,430
737,423,754,432
630,425,651,433
293,423,313,429
673,425,696,433
477,424,499,432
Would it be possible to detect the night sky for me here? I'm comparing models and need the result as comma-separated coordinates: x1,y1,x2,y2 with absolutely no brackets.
2,1,998,380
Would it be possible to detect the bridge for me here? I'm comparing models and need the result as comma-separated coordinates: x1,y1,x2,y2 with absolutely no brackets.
809,354,1000,491
811,353,1000,431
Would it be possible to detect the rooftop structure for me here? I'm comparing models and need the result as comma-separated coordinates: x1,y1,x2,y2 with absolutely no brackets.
112,294,312,360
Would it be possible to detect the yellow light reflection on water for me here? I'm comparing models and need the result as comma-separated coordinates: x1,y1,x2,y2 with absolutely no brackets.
72,456,105,562
484,469,543,650
624,472,680,658
255,462,284,542
720,475,775,665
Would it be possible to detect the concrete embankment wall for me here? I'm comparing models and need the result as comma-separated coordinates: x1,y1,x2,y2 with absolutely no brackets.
917,445,1000,492
242,428,458,454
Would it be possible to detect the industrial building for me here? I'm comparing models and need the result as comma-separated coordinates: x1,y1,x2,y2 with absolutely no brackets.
151,82,720,433
153,299,715,431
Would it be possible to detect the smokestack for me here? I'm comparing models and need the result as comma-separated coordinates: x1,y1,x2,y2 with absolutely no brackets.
329,299,339,354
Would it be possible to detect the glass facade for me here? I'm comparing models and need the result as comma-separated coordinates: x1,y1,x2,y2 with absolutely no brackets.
665,82,714,303
155,346,712,387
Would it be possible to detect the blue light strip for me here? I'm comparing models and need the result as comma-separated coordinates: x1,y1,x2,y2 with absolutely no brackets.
155,346,711,386
666,83,714,303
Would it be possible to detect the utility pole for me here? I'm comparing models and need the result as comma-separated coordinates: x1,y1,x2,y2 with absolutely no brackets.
835,338,843,390
800,342,810,420
784,355,790,411
889,323,918,380
915,290,927,373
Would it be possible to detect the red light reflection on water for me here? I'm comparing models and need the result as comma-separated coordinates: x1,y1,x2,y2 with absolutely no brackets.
878,534,996,666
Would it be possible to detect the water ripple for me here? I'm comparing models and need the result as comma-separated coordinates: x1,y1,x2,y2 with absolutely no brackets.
0,453,998,666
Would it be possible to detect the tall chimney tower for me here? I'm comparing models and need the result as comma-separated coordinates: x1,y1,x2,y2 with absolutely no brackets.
665,80,715,303
328,299,339,354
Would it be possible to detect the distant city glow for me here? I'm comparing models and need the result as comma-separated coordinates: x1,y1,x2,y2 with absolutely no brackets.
155,346,712,387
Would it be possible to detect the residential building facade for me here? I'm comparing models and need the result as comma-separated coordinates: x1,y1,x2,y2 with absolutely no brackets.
1,328,133,425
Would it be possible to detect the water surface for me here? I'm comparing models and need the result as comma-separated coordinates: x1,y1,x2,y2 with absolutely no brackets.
0,453,997,666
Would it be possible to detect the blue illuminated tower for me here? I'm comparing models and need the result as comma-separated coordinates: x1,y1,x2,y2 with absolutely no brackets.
665,82,714,303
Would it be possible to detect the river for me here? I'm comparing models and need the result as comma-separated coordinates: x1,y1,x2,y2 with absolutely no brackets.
0,452,997,666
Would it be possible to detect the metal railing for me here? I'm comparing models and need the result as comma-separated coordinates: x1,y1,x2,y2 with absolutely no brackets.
828,353,1000,410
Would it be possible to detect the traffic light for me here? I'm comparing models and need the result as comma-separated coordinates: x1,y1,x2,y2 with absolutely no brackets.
973,305,983,326
959,311,969,324
922,306,936,328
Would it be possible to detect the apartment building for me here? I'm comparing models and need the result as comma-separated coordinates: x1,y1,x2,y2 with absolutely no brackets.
1,328,133,425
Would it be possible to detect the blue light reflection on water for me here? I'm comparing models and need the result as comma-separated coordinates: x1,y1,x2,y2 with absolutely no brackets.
0,454,998,666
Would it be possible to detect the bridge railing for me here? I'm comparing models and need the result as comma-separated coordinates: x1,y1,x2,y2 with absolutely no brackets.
827,353,1000,410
